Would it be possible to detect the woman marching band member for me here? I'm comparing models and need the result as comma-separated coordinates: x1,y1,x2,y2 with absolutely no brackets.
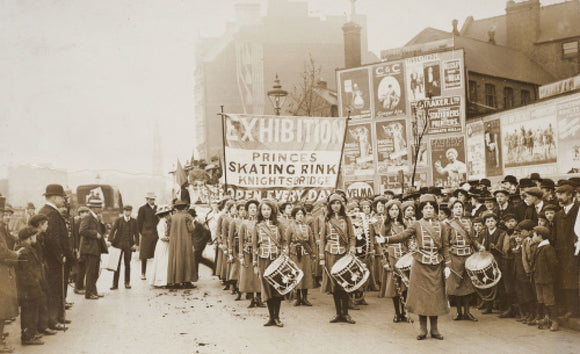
385,194,450,340
380,200,409,322
351,199,376,306
223,201,238,293
320,193,357,324
446,200,485,321
238,200,264,308
401,201,416,228
287,206,316,306
227,201,246,301
218,200,235,289
252,200,288,327
371,196,387,293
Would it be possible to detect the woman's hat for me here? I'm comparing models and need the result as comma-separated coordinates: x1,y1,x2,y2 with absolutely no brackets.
244,199,259,210
173,200,188,208
328,193,345,204
156,204,172,216
401,201,415,212
419,194,436,204
384,199,401,211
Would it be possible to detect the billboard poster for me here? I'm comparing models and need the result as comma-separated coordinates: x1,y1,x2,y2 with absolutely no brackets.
372,61,405,117
443,59,462,90
483,119,503,176
344,123,375,175
380,173,428,193
338,68,372,119
405,59,426,101
466,121,485,179
376,120,409,174
344,180,375,199
423,61,442,97
502,107,557,168
423,96,462,134
411,140,429,169
431,135,467,188
557,97,580,173
223,114,347,197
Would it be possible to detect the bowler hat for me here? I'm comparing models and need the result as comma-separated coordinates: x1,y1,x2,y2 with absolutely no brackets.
530,173,542,182
479,179,491,188
492,188,510,196
540,179,555,190
519,178,535,189
502,175,518,186
43,184,66,197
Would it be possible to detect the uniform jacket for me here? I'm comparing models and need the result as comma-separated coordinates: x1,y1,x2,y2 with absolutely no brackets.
319,215,356,255
109,216,139,250
39,204,72,268
79,213,107,256
16,244,44,301
532,242,558,285
389,219,450,265
551,202,580,289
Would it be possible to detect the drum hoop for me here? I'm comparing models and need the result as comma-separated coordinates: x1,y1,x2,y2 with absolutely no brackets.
331,253,354,275
264,254,288,277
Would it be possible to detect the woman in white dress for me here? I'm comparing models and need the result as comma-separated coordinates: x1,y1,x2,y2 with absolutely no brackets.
149,205,172,287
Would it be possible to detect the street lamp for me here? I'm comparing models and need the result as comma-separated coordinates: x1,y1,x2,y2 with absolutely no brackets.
267,73,288,116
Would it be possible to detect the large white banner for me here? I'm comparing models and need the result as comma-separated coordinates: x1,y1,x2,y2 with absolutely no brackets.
223,114,348,198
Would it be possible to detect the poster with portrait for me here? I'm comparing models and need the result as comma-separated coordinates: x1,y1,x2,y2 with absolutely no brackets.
483,118,503,176
411,140,429,169
344,180,375,199
466,121,485,179
502,107,557,168
376,120,409,174
343,123,375,176
338,68,372,119
405,60,426,101
423,61,441,97
372,61,405,118
556,96,580,173
443,59,462,90
431,135,467,188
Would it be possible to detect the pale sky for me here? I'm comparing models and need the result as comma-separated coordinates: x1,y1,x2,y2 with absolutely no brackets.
0,0,565,176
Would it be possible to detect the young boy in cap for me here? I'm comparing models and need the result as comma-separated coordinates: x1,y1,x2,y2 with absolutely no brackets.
498,213,518,318
16,227,45,345
511,220,536,324
531,226,559,331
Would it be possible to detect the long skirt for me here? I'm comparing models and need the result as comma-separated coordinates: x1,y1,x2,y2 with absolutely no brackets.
219,248,229,280
362,255,378,291
384,255,406,298
229,256,240,282
259,258,283,302
149,239,170,287
446,254,475,296
215,247,224,278
321,252,348,294
291,253,314,290
167,237,195,285
406,259,449,316
139,231,158,260
239,252,260,293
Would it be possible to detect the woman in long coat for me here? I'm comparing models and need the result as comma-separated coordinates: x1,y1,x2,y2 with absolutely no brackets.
446,200,484,321
227,201,246,300
287,206,316,306
251,200,288,327
221,202,237,291
385,194,450,340
167,201,196,288
238,200,263,308
380,200,410,323
320,193,357,324
0,208,21,353
149,205,172,287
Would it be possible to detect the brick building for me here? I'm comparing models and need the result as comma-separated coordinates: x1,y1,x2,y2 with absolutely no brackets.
194,0,376,159
397,0,579,118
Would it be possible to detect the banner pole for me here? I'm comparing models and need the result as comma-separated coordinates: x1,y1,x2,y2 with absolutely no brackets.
335,110,351,190
217,105,228,195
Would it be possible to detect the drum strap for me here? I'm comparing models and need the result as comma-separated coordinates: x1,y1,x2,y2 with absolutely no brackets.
329,219,349,247
294,224,313,255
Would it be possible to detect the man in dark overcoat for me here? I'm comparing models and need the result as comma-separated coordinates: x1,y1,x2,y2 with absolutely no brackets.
551,183,579,318
79,199,107,299
108,205,139,289
137,192,158,279
38,184,71,330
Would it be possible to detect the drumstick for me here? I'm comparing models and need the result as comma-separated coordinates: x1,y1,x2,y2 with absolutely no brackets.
449,267,463,279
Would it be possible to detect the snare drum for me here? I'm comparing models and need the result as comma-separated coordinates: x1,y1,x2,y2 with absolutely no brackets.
330,253,370,293
395,253,414,287
263,254,304,295
465,251,502,289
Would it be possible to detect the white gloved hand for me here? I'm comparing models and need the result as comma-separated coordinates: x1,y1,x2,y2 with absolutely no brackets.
574,240,580,256
444,267,451,279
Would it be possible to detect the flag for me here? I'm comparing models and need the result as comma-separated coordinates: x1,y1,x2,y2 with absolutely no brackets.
176,159,188,187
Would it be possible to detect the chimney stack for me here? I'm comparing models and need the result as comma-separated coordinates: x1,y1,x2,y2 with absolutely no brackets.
506,0,540,53
452,19,460,36
342,21,362,68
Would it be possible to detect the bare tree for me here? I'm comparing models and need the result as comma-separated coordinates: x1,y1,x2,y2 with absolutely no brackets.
286,55,332,117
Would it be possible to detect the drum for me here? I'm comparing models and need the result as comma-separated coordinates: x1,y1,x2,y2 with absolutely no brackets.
330,253,370,293
263,254,304,296
394,252,414,287
465,251,502,289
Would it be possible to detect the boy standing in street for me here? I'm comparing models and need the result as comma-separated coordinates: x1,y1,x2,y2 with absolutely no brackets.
532,226,559,331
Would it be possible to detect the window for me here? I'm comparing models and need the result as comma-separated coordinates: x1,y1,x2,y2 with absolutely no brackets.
469,80,477,101
521,89,531,105
504,87,514,108
485,83,497,108
562,40,579,59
